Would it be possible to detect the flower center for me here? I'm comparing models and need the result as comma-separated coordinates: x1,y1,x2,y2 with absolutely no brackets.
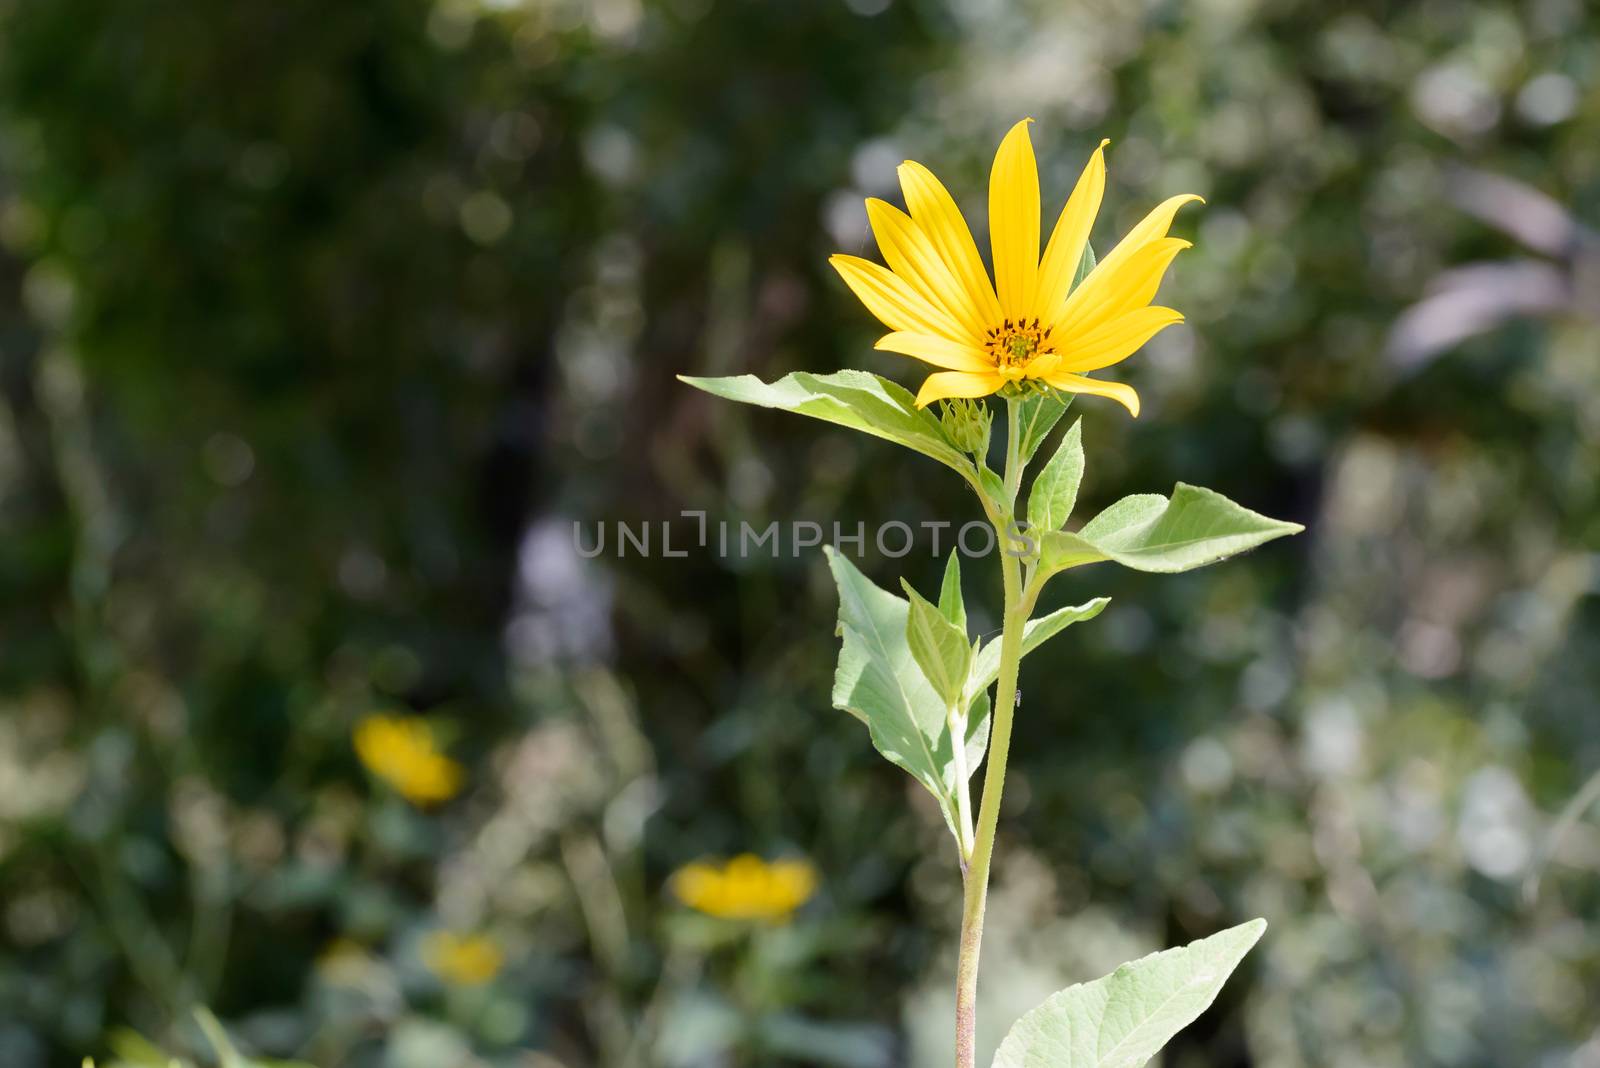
984,318,1052,379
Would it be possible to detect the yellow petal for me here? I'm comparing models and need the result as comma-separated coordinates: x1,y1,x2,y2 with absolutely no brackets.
1034,139,1108,321
1023,352,1062,377
1053,194,1200,334
914,370,1006,407
1056,238,1190,338
1042,371,1141,417
875,332,993,372
1119,192,1203,251
988,119,1040,325
829,254,968,342
899,160,1002,328
1101,238,1190,319
1058,306,1184,373
866,199,988,339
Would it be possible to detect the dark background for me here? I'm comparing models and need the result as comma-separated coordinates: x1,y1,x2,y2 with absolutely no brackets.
1,0,1597,1065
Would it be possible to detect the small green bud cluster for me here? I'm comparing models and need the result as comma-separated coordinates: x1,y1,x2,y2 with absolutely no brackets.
940,398,993,456
997,379,1058,400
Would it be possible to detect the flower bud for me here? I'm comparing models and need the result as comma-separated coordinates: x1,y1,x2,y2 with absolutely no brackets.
940,398,992,456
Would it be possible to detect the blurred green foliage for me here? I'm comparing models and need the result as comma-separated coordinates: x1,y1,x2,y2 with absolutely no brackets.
0,0,1597,1066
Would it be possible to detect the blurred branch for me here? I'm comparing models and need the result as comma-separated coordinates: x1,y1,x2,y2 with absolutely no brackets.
1522,764,1600,907
1385,260,1572,373
560,832,631,979
1446,166,1597,258
1387,167,1600,373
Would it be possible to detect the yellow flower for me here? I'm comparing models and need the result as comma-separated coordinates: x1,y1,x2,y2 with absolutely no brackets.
671,854,818,922
353,714,463,806
830,119,1201,415
422,930,504,986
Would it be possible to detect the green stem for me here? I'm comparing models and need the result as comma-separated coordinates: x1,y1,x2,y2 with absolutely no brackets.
948,703,975,863
1002,394,1023,505
954,396,1027,1068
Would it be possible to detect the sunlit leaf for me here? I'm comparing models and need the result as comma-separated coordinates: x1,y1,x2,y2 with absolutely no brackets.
827,548,988,846
938,550,967,631
902,577,972,710
970,598,1110,693
679,370,971,475
1040,484,1301,575
1014,391,1070,469
991,919,1266,1068
1027,416,1084,533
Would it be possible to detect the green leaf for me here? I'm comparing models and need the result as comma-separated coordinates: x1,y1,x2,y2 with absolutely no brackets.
1071,241,1097,291
1078,494,1169,541
901,578,973,710
826,548,988,845
976,463,1009,508
991,919,1266,1068
679,369,970,475
970,598,1110,693
107,1030,190,1068
1014,391,1070,469
1027,417,1084,533
1040,484,1302,575
938,550,966,631
1037,531,1101,573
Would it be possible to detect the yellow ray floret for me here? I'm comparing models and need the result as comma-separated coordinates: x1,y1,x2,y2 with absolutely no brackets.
829,120,1201,415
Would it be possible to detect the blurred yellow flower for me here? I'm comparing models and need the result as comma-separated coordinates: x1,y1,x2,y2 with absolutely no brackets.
353,714,463,805
423,930,504,986
830,119,1200,415
672,854,818,922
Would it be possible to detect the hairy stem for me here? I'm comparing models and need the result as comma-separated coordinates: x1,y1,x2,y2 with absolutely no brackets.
954,396,1026,1068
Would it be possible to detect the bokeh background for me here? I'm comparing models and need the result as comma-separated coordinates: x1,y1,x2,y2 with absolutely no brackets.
1,0,1598,1065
